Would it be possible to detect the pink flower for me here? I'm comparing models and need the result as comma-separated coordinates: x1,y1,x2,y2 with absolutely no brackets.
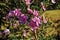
51,0,56,4
41,2,46,11
33,10,39,16
42,6,46,11
29,20,38,31
19,14,28,24
25,0,31,5
27,8,33,14
6,9,22,20
14,9,22,16
23,30,27,37
8,11,15,17
43,15,47,23
32,16,41,26
29,16,41,31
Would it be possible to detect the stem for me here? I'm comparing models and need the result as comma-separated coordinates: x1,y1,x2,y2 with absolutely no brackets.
10,18,12,28
31,0,34,4
33,30,37,40
28,5,30,8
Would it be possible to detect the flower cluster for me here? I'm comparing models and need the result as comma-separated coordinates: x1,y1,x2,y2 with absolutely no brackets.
6,9,28,24
27,8,47,31
6,8,47,31
27,7,42,30
29,11,41,31
29,17,41,31
5,0,48,38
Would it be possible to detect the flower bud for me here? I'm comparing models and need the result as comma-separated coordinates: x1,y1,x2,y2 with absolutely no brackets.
4,29,10,36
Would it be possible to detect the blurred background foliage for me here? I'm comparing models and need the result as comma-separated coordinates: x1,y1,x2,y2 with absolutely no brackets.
0,0,60,40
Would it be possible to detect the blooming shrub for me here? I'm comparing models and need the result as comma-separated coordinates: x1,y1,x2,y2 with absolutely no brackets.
0,0,60,40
